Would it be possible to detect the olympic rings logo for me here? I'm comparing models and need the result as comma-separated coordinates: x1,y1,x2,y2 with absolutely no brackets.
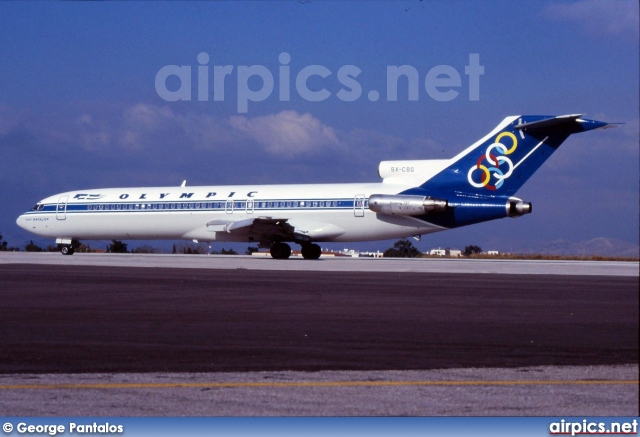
467,131,518,190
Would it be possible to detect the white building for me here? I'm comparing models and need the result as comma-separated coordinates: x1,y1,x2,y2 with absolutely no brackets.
428,248,461,257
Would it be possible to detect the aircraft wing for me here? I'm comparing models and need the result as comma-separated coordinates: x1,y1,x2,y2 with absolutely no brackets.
207,217,296,241
206,217,345,243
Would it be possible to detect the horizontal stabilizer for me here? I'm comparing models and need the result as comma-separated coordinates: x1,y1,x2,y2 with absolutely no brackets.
515,114,613,132
514,114,582,130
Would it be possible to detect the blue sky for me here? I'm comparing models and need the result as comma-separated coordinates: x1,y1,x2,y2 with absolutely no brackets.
1,0,638,254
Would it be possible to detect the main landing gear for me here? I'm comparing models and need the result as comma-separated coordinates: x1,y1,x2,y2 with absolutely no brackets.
269,242,322,260
300,243,322,260
270,242,291,259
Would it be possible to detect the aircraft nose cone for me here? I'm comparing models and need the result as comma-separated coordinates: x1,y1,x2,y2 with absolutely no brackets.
16,214,30,231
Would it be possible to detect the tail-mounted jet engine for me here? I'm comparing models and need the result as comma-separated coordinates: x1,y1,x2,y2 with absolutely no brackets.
368,194,448,216
507,198,532,218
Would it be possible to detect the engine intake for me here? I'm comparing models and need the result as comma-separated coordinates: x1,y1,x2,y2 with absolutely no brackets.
368,194,447,216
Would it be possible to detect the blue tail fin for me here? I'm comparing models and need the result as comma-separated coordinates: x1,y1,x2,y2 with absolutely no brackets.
412,114,610,198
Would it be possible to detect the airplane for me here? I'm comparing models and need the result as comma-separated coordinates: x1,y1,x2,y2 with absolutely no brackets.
16,114,614,259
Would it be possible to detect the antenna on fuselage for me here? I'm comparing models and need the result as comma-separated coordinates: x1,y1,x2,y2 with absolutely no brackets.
181,180,187,187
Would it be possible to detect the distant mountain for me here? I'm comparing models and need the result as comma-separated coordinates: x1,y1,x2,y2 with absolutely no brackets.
505,237,639,258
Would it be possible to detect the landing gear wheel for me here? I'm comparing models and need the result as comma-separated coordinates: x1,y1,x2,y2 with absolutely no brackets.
270,242,291,259
301,243,322,260
60,245,75,256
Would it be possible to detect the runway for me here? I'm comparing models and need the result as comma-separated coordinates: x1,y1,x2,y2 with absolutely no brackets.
0,254,638,415
1,251,637,275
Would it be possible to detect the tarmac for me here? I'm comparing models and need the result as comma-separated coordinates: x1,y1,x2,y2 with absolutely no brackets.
0,253,637,416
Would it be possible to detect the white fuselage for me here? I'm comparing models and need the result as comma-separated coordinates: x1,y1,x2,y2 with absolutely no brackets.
16,181,447,244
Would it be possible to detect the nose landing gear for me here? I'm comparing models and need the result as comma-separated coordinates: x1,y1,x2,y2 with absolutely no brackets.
56,238,79,255
59,245,75,255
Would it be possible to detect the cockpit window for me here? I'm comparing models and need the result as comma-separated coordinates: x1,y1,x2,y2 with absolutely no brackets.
33,203,44,211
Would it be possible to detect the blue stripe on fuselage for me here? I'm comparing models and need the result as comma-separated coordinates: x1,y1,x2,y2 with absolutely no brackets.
23,198,367,215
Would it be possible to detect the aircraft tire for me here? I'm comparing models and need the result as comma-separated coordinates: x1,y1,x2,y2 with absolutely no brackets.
60,246,75,256
301,243,322,260
270,242,291,260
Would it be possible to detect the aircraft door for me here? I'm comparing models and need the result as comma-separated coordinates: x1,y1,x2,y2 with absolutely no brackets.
225,199,234,214
354,194,365,217
56,195,69,220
